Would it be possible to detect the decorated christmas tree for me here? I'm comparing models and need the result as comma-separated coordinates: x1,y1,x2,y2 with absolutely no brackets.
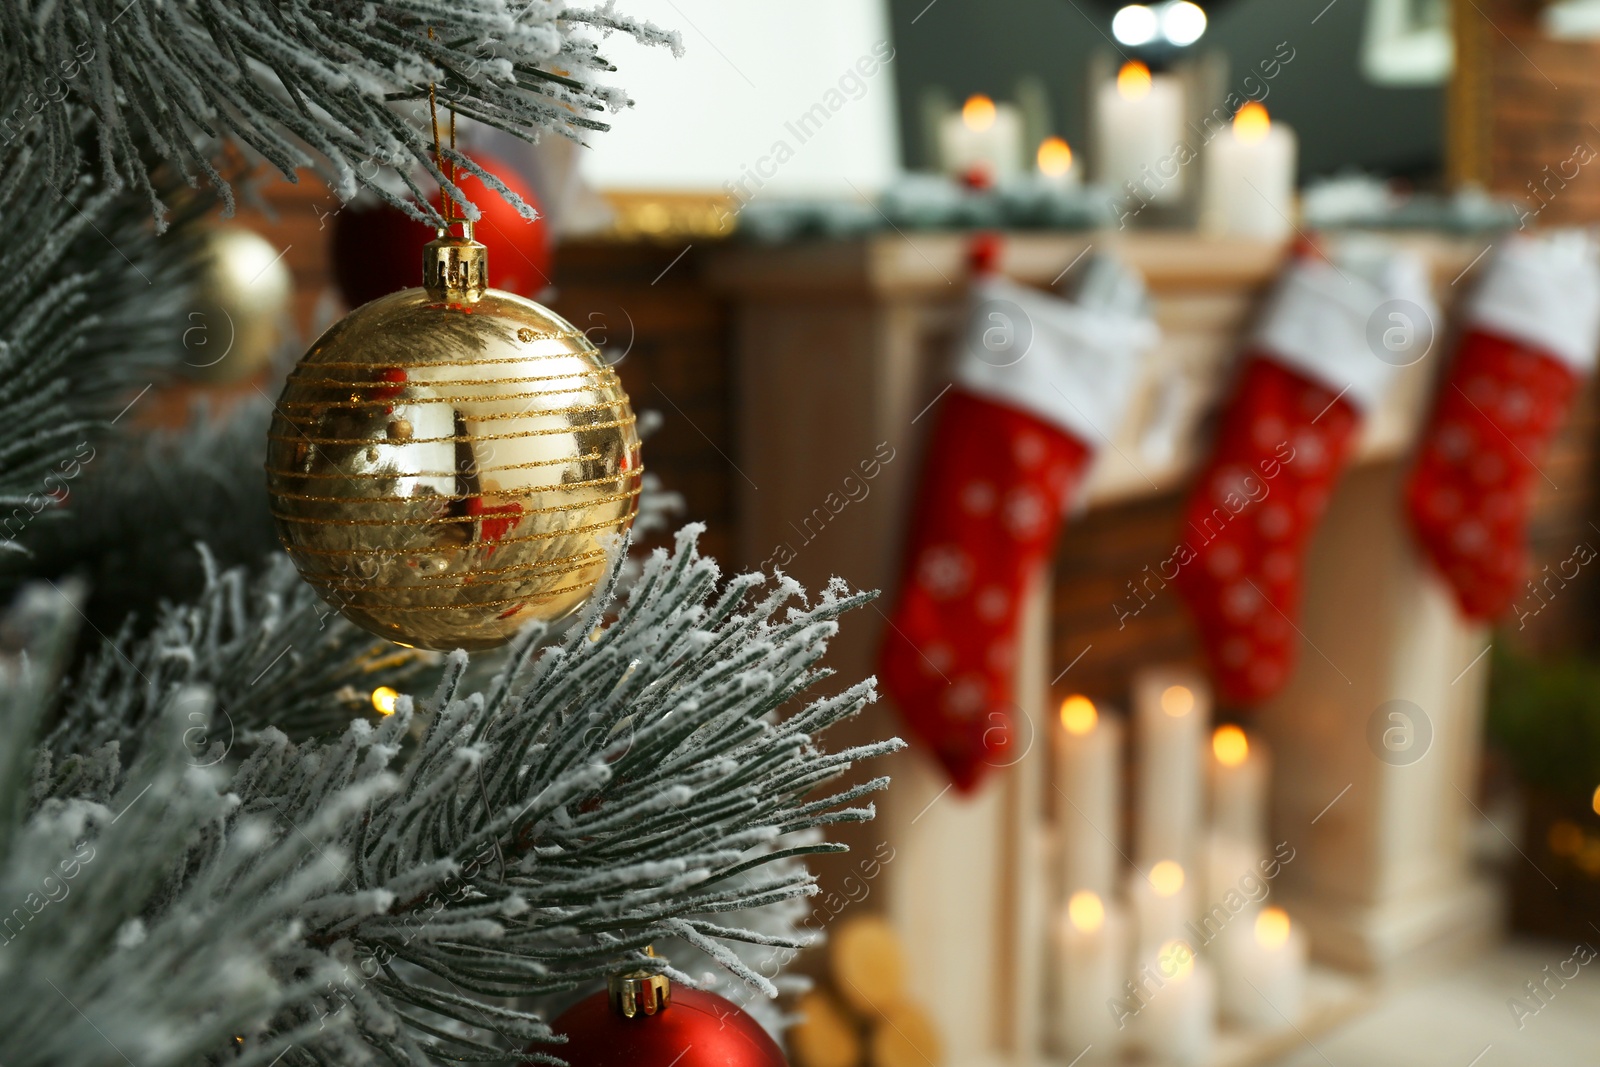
0,4,896,1065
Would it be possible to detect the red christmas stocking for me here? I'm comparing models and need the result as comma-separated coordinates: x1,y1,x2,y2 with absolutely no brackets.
1174,244,1433,704
1406,233,1600,619
880,258,1157,791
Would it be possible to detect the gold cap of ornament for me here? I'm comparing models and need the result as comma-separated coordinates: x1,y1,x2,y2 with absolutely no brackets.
423,226,488,302
608,970,672,1019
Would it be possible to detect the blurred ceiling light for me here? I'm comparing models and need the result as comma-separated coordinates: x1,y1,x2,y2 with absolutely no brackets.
1112,4,1159,46
962,94,997,132
1161,1,1208,45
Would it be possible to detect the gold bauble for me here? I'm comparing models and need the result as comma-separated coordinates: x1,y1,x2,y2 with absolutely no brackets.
265,234,641,651
185,226,293,383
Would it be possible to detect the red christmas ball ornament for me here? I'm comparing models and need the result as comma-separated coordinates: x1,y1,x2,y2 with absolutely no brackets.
540,971,787,1067
329,151,551,308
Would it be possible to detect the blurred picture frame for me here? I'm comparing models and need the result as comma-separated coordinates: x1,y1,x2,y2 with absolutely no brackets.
1543,0,1600,38
1361,0,1452,85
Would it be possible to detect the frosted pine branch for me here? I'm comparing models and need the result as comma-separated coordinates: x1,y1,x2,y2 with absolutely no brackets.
43,549,432,774
8,527,899,1064
0,137,199,556
0,0,683,226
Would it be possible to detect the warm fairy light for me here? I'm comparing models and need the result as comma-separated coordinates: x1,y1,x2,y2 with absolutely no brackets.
1060,695,1098,736
1550,819,1584,856
1161,685,1194,717
1037,136,1074,177
1159,938,1196,980
1117,61,1152,102
1149,860,1185,898
1068,890,1106,933
962,94,998,132
370,686,399,716
1234,102,1271,145
1213,725,1249,767
1256,906,1292,949
1592,784,1600,816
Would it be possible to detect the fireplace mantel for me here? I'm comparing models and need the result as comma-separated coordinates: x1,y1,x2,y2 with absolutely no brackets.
708,229,1510,1065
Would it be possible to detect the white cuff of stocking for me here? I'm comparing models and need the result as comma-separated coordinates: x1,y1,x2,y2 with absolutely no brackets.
1249,244,1435,413
952,276,1160,447
1467,231,1600,374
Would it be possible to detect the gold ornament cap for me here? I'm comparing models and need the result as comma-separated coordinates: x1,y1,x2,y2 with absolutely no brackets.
423,231,488,302
608,971,671,1018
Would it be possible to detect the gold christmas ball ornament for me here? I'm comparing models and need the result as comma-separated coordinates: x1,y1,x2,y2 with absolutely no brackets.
184,226,293,383
266,230,641,651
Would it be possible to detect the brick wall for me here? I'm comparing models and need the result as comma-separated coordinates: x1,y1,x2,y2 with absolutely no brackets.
1459,0,1600,226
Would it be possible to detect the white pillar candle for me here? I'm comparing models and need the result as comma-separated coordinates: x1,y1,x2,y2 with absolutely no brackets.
1210,725,1270,847
1055,891,1129,1058
1093,62,1186,205
1132,942,1215,1066
1200,830,1264,936
1199,102,1298,239
1133,667,1209,872
1036,136,1081,189
1218,906,1309,1029
1129,859,1193,953
1056,696,1122,901
939,94,1023,182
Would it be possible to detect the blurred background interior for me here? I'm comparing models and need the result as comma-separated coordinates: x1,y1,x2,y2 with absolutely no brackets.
174,0,1600,1063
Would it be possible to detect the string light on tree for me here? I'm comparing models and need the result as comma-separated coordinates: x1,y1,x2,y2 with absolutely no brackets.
370,686,399,715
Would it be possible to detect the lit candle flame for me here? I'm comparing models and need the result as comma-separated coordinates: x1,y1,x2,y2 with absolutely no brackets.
1158,938,1197,980
1213,724,1249,766
1117,61,1152,101
371,686,399,716
962,94,997,132
1256,906,1292,949
1161,685,1194,717
1149,860,1185,898
1234,102,1271,145
1068,890,1106,933
1060,694,1098,735
1037,136,1073,177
